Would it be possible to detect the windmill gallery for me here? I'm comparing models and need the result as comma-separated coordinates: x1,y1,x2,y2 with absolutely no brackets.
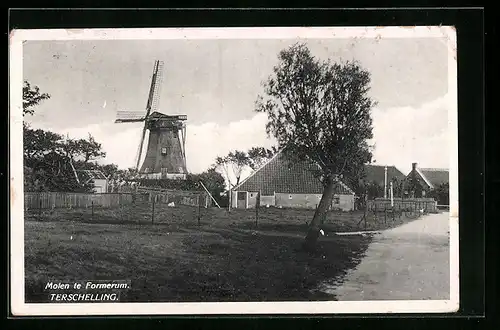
115,60,188,181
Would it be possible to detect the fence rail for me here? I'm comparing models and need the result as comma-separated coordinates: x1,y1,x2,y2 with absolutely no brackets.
25,189,211,211
24,192,135,210
366,198,438,213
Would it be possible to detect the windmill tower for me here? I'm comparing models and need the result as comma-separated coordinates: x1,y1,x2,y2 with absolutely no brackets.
115,60,188,180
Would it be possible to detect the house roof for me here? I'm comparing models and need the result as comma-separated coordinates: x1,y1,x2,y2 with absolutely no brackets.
363,164,406,186
77,170,108,183
418,168,449,189
233,149,354,196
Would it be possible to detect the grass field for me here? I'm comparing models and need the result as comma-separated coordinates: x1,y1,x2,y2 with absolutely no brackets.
24,203,423,303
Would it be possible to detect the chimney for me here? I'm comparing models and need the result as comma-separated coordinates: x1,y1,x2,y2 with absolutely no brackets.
412,162,417,171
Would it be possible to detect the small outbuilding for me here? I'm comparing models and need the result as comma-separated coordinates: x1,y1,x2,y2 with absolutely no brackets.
77,169,109,193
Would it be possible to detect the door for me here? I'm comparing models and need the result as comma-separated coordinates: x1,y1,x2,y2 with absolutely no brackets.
237,191,247,209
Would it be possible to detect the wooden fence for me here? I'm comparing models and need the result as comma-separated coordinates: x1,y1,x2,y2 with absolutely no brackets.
25,189,212,211
367,198,438,213
24,192,135,210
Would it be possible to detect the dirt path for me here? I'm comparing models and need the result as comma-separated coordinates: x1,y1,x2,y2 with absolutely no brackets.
318,212,450,300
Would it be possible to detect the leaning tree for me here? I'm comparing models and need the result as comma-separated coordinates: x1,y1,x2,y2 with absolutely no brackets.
256,43,375,251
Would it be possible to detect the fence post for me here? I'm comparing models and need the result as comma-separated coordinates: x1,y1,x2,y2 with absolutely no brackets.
384,205,387,224
38,197,42,220
91,201,94,221
255,191,261,228
197,195,201,226
151,197,155,225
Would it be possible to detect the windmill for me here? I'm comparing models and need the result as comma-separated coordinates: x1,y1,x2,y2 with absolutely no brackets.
115,60,188,180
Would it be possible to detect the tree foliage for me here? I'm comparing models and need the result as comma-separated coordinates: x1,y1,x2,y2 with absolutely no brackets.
256,43,375,250
214,150,250,188
256,43,374,179
105,167,139,192
23,81,50,116
23,81,106,192
61,134,106,163
196,168,226,196
428,182,449,205
247,146,277,170
23,127,107,192
213,146,278,189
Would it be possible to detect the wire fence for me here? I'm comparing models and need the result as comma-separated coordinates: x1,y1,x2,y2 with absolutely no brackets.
24,189,444,234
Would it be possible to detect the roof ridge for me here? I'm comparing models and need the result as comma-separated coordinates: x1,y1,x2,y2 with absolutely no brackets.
420,167,449,171
365,164,398,168
415,167,434,189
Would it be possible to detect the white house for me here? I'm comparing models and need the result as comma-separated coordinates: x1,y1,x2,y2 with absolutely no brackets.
77,170,109,193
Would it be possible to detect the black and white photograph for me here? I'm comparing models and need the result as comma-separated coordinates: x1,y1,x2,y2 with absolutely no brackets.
9,26,459,315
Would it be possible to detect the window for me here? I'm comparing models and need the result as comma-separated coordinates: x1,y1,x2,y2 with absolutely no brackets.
289,194,293,200
250,193,254,198
161,147,167,155
333,197,340,204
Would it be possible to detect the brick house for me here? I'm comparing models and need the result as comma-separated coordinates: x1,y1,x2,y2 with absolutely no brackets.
405,162,449,198
363,164,406,187
231,149,355,211
361,164,406,199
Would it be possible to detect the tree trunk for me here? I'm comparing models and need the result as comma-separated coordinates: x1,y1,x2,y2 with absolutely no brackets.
303,175,337,252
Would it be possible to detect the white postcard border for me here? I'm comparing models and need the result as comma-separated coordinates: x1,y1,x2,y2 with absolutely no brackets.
9,26,459,316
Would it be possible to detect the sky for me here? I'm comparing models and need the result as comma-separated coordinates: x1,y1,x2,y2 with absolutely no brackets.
22,35,452,178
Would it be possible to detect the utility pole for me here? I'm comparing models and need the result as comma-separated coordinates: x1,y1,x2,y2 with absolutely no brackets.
390,181,394,207
384,166,388,199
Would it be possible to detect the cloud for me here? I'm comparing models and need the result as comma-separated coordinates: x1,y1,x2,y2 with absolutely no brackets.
31,112,276,175
186,112,276,174
30,94,453,179
370,93,453,174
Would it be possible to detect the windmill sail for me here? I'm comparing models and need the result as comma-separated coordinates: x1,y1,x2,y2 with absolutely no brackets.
136,125,148,171
150,61,164,114
115,111,147,123
136,60,164,171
